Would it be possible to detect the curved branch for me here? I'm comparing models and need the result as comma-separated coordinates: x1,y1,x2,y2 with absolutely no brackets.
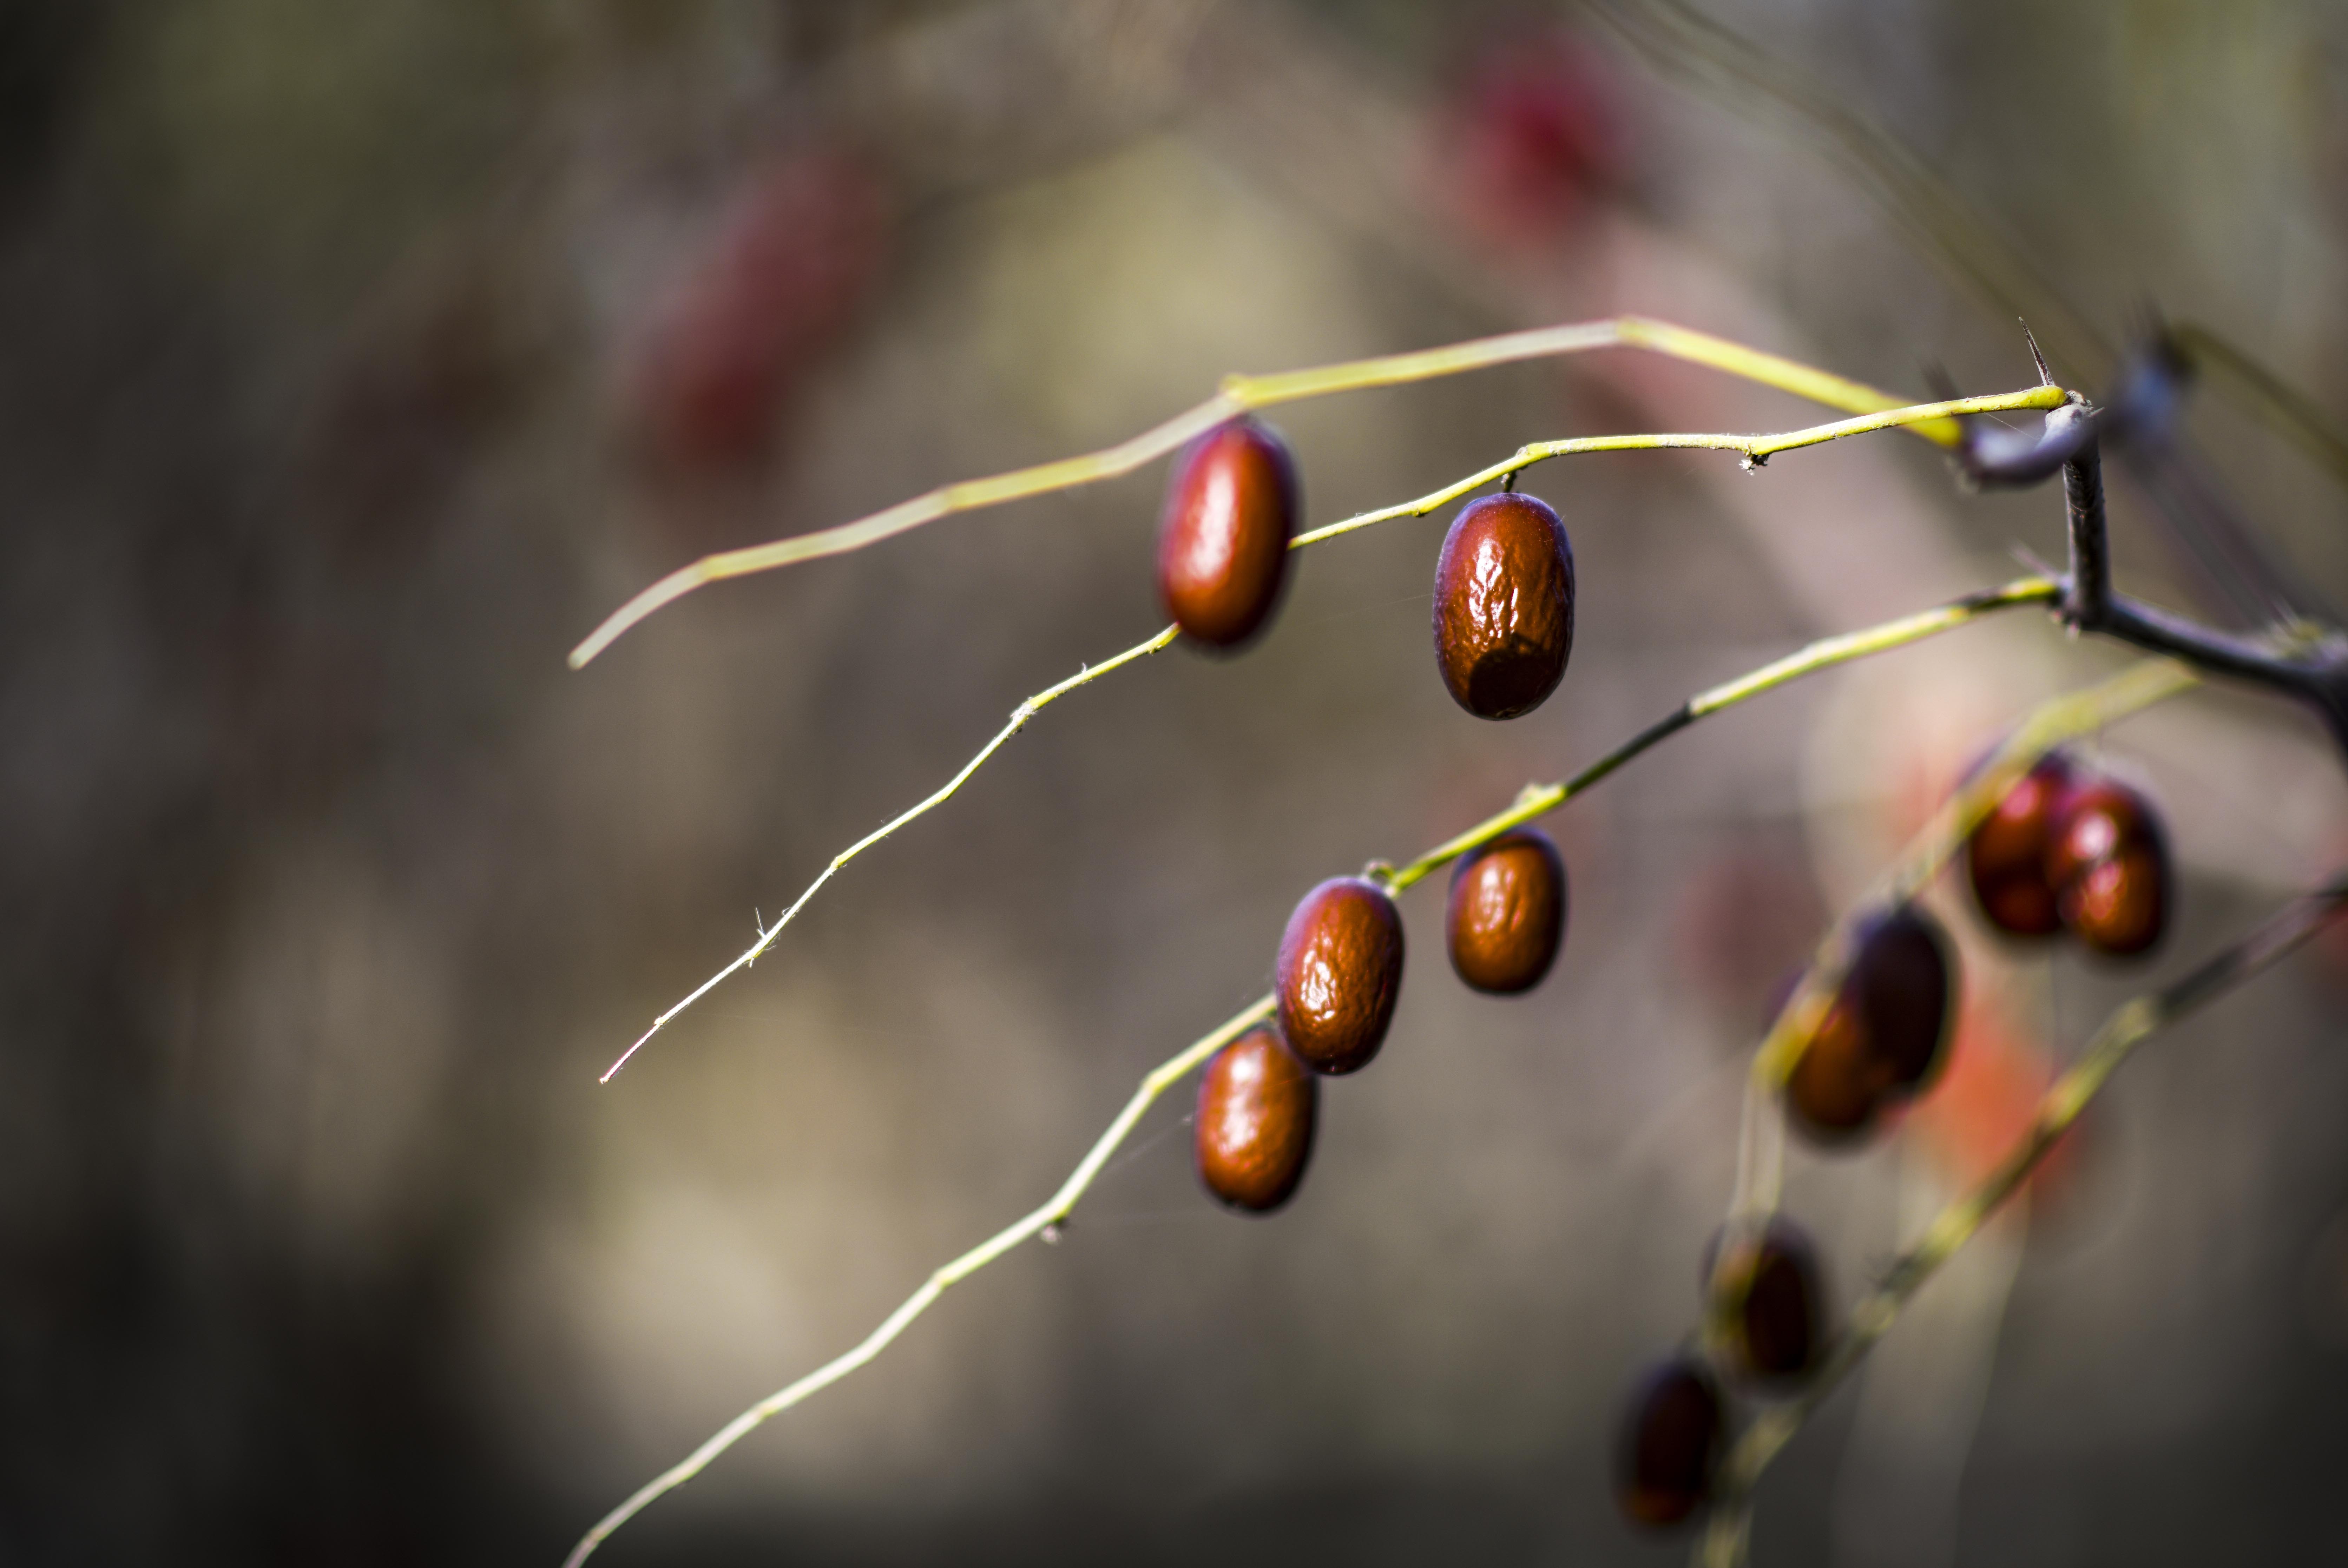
568,317,2036,666
563,579,2060,1566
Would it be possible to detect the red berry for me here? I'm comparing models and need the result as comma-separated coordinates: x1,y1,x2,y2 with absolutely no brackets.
1783,995,1890,1142
1154,417,1300,648
1431,491,1575,719
1703,1219,1827,1380
1445,828,1568,994
1614,1356,1723,1529
1784,906,1955,1146
1276,877,1405,1075
1195,1026,1317,1213
2046,780,2169,957
1965,752,2076,937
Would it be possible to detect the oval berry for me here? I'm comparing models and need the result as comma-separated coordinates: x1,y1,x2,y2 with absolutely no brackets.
1784,905,1955,1146
1446,827,1568,994
1783,995,1890,1143
1276,876,1405,1075
1614,1356,1723,1529
1195,1025,1317,1213
1431,490,1575,719
1154,416,1300,648
1847,905,1955,1090
1965,751,2076,937
1703,1218,1827,1380
2046,780,2169,958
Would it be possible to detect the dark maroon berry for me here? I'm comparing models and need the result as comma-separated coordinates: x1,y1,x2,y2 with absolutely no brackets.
1195,1025,1317,1213
2046,780,2169,958
1784,906,1956,1146
1155,416,1299,648
1276,877,1405,1075
1966,751,2076,937
1703,1219,1827,1380
1446,827,1568,994
1431,491,1575,719
1848,906,1955,1090
1615,1356,1723,1529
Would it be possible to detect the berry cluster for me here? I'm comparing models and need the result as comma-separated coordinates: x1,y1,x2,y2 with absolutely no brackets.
1967,751,2170,957
1155,415,2186,1535
1615,750,2174,1532
1153,417,1576,1211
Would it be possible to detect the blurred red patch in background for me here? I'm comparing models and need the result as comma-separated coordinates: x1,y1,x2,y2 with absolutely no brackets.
1910,987,2081,1208
1675,849,1829,1033
627,147,890,475
1430,33,1622,253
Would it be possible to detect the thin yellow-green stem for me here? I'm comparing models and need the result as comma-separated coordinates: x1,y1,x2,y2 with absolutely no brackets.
1382,577,2063,896
1698,877,2348,1568
1292,389,2064,552
568,316,2048,667
600,421,2056,1080
566,578,2057,1566
561,997,1273,1568
601,625,1179,1081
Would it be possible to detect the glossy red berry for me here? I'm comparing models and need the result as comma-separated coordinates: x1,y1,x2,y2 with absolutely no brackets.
1154,416,1300,648
1431,491,1575,719
1784,906,1955,1146
1614,1356,1723,1529
2046,780,2169,957
1703,1219,1827,1380
1446,828,1568,994
1965,752,2076,937
1195,1026,1317,1213
1276,877,1405,1075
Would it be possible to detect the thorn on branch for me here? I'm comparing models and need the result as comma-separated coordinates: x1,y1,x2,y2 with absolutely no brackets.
2020,319,2056,388
1956,334,2192,489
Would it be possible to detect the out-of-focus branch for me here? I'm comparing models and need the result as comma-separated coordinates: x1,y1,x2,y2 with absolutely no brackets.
1699,876,2348,1568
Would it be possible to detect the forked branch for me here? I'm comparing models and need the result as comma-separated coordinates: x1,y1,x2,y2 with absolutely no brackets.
1959,340,2348,752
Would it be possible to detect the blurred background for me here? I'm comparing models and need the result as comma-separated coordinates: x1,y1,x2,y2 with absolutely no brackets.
7,2,2348,1564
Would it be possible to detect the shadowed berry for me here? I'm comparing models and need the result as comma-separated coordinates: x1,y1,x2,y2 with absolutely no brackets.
1703,1219,1828,1380
1432,491,1575,719
1784,906,1956,1146
1615,1356,1723,1529
1966,751,2076,937
2047,780,2169,957
1276,877,1405,1075
1155,416,1300,648
1446,827,1568,994
1195,1026,1317,1213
